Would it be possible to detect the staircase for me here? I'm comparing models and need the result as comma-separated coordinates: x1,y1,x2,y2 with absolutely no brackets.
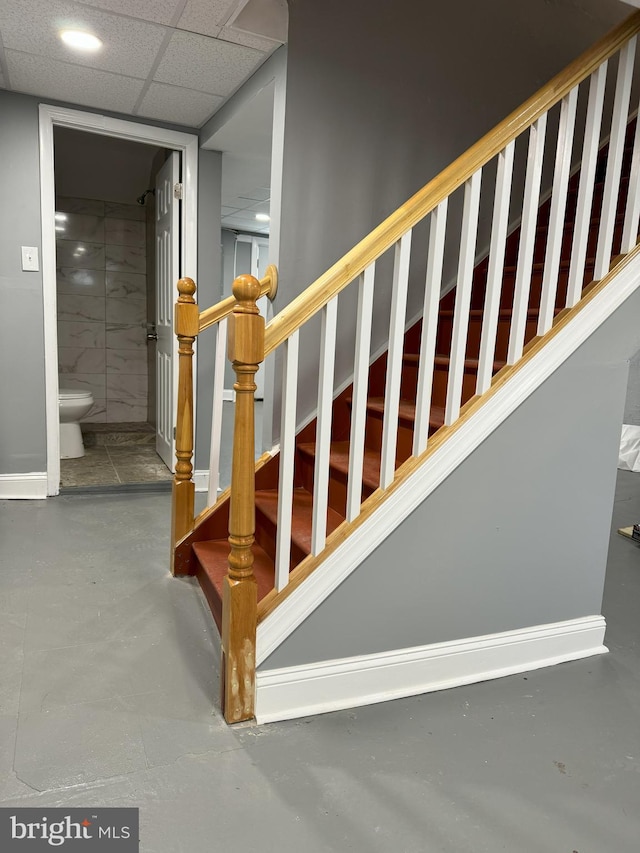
171,13,640,723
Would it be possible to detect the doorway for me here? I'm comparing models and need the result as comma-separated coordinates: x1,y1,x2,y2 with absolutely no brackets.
39,105,198,496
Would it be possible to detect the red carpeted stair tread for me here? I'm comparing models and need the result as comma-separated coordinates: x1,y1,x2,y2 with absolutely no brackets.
255,488,344,555
193,539,275,631
297,440,381,489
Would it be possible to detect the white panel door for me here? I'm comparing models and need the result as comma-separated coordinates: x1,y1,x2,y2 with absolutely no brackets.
155,152,180,470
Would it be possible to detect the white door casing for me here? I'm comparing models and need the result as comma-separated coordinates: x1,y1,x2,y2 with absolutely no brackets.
155,152,180,470
38,105,198,496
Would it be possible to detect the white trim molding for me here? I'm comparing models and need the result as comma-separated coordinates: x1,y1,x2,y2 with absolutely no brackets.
255,615,607,724
194,469,210,492
38,104,199,497
0,473,48,500
256,254,640,665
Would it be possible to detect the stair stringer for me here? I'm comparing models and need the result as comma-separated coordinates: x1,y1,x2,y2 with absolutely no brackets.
256,246,640,668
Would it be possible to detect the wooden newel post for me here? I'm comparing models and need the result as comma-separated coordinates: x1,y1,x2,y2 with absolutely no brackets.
171,277,198,570
221,274,264,723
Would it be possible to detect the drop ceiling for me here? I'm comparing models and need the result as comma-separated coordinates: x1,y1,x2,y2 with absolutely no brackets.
0,0,287,128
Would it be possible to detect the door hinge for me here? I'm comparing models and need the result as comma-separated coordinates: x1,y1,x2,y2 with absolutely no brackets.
174,182,183,200
173,427,176,440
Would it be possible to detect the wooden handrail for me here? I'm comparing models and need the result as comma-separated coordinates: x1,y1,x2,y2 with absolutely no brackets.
199,264,278,332
263,11,640,357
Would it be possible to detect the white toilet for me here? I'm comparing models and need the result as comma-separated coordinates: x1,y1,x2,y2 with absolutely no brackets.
59,388,94,459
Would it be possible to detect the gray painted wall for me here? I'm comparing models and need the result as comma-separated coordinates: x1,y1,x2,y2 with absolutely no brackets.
0,89,220,477
261,287,640,670
0,92,46,474
273,0,630,433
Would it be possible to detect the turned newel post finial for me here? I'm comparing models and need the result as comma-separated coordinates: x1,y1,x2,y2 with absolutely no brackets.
222,273,264,724
177,276,197,304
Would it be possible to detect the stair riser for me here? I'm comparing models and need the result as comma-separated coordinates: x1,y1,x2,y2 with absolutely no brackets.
363,411,414,461
433,316,537,362
296,449,376,517
254,510,308,569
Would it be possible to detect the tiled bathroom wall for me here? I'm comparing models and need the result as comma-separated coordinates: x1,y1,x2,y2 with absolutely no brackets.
56,196,148,422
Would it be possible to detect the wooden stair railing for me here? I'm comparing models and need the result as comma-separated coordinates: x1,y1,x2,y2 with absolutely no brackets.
172,10,640,724
169,265,278,558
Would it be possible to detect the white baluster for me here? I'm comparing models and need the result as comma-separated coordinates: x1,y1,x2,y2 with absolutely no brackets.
207,317,228,505
594,38,636,280
445,170,482,425
311,297,338,555
347,265,375,522
477,141,514,394
621,99,640,253
538,88,578,336
507,114,547,364
413,200,448,455
380,232,412,489
274,331,299,591
566,61,608,307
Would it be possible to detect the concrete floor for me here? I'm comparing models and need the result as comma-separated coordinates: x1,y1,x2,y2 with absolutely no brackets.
1,471,639,852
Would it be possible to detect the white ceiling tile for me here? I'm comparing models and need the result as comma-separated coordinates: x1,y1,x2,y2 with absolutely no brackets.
137,82,223,128
177,0,236,37
154,29,264,96
218,25,279,53
0,0,167,79
7,50,144,113
73,0,184,26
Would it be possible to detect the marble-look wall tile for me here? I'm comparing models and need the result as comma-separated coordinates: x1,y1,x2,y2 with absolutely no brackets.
56,196,149,422
107,374,147,401
56,240,105,271
104,218,145,248
56,213,104,243
57,321,105,349
106,297,146,325
105,245,146,274
57,268,106,297
106,348,148,375
104,202,145,222
58,347,106,374
59,373,106,399
106,324,146,350
105,271,146,300
106,401,147,422
83,399,107,423
56,197,104,217
57,294,106,323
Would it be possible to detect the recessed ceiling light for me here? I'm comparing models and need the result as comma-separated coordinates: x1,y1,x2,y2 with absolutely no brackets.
60,30,103,51
255,213,270,222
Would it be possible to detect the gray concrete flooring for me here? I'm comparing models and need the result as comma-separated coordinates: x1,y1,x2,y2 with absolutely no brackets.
1,471,639,852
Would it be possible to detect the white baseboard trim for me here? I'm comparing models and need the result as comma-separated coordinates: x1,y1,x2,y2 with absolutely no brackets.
255,615,607,724
193,470,209,492
0,472,48,500
257,255,640,665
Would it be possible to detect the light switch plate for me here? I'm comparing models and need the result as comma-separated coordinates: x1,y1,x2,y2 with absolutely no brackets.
21,246,39,271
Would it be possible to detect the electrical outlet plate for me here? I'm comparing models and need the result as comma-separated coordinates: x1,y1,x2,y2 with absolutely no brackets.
21,246,39,271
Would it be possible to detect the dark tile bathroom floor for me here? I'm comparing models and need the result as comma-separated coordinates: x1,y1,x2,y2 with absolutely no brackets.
60,423,172,488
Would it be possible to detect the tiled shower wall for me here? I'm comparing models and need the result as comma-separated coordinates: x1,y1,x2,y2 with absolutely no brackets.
56,196,148,422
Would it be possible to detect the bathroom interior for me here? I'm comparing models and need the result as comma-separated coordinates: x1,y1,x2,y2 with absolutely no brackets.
54,127,173,490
